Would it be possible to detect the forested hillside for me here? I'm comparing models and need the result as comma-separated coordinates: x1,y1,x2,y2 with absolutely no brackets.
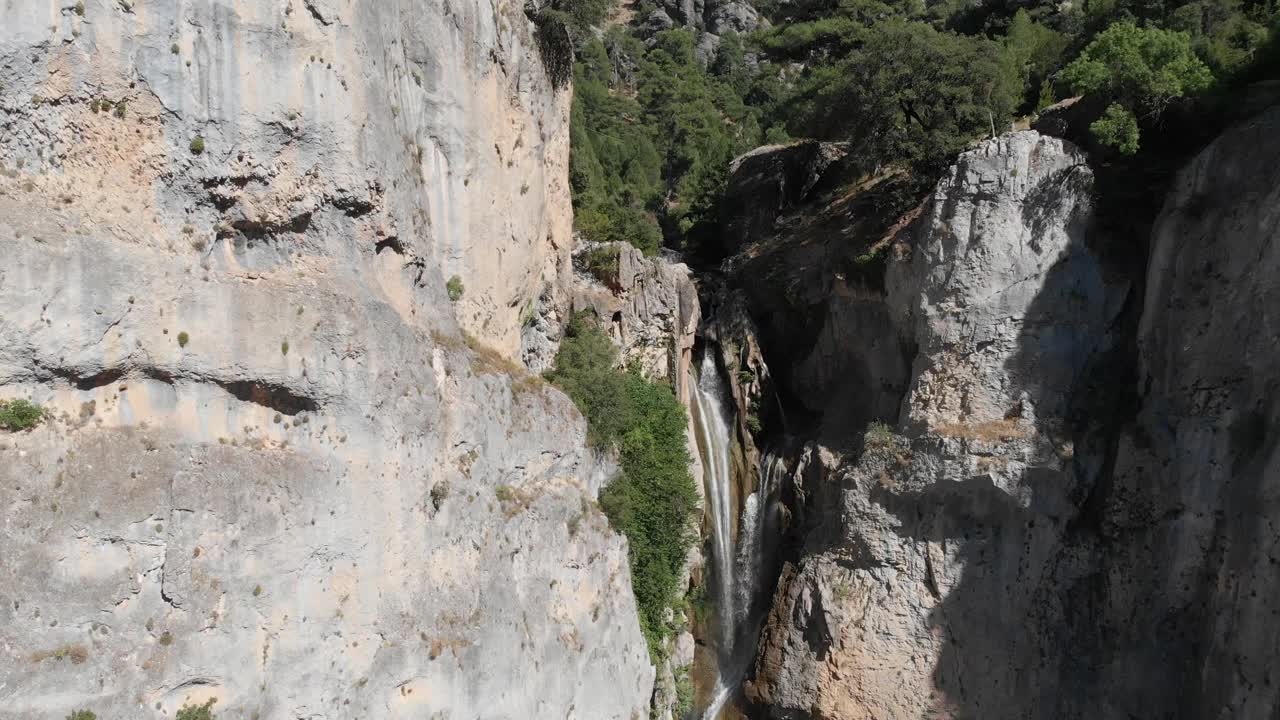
536,0,1278,255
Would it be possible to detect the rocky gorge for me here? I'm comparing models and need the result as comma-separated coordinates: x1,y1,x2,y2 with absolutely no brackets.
2,1,1279,720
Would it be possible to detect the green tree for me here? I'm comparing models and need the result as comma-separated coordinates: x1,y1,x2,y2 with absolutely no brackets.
1061,21,1214,151
782,19,1020,174
1001,10,1071,111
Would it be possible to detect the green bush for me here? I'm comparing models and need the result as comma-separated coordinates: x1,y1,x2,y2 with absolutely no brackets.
546,312,697,657
177,331,190,347
176,699,217,720
66,711,96,720
865,421,897,449
0,399,45,431
446,275,465,302
583,245,621,287
675,669,695,717
189,136,205,154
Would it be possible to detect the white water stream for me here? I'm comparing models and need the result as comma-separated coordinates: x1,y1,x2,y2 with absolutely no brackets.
690,349,786,720
690,351,737,652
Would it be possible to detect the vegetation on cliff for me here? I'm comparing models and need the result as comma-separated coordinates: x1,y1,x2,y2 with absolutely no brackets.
555,0,1276,254
546,312,699,656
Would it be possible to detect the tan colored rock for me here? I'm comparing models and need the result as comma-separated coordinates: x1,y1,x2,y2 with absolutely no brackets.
0,2,652,718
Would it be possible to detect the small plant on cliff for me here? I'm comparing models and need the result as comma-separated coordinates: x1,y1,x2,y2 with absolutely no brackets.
189,136,205,154
177,331,189,348
74,1,85,16
176,699,217,720
113,100,127,119
581,245,620,289
674,669,695,717
0,399,45,431
430,481,450,510
446,275,465,302
66,711,96,720
170,43,180,55
864,421,897,450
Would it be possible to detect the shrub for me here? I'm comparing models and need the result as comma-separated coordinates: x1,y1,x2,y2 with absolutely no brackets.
0,399,45,431
67,711,96,720
430,481,450,510
865,421,897,449
281,340,289,356
446,275,465,302
582,245,620,288
74,1,84,16
546,312,697,657
170,43,180,55
189,136,205,154
176,699,217,720
177,331,189,348
113,100,127,119
675,669,694,717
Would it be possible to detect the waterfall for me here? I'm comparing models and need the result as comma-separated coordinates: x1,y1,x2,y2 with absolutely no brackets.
690,350,737,652
734,453,783,631
690,348,787,719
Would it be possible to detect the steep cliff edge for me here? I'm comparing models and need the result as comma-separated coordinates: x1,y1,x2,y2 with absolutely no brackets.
732,108,1280,719
0,2,652,718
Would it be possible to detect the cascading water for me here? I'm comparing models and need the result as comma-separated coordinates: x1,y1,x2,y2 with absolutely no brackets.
690,351,737,652
689,347,786,720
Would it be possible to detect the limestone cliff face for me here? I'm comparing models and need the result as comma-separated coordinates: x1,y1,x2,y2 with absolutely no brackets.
746,131,1128,718
734,112,1280,719
0,2,652,718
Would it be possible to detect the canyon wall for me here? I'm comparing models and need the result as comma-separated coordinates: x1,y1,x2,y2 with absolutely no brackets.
732,109,1280,719
0,1,652,718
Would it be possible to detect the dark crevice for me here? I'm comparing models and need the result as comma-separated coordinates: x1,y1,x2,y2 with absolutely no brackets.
34,364,317,416
216,379,319,416
332,195,376,217
375,237,405,255
50,366,125,391
303,0,333,25
219,212,313,240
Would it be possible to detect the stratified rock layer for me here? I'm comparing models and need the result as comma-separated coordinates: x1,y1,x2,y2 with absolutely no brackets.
0,2,652,718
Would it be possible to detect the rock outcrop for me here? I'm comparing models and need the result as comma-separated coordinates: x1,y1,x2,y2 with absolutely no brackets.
0,2,652,718
739,113,1280,719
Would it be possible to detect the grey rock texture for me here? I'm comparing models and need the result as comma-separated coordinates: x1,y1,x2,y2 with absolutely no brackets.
1070,103,1280,720
743,116,1280,719
0,2,652,718
644,0,762,63
748,131,1126,718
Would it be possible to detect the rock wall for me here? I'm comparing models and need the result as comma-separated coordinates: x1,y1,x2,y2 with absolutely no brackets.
0,2,652,718
736,113,1280,719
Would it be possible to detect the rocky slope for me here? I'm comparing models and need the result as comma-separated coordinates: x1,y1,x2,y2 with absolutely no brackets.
728,108,1280,719
0,2,652,718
